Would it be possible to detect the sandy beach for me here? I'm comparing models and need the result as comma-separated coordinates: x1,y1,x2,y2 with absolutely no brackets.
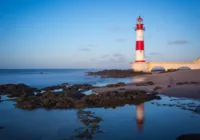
93,70,200,100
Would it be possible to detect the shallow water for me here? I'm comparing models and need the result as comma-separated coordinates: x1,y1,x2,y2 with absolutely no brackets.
0,69,200,140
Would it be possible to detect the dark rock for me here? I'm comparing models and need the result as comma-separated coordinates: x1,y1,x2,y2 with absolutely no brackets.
87,69,150,78
190,81,199,84
176,134,200,140
75,100,86,108
11,83,161,110
60,83,69,88
176,82,184,85
84,129,93,139
41,85,62,91
135,81,154,86
153,86,163,94
176,81,198,85
146,81,154,85
106,82,126,88
0,84,36,97
194,105,200,114
0,126,4,130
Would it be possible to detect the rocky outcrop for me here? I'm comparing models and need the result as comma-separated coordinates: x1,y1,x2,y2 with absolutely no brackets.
194,105,200,114
64,110,103,140
176,82,200,85
0,84,37,97
0,83,161,110
0,126,4,130
106,82,126,88
0,83,92,98
14,89,161,110
176,134,200,140
87,69,150,78
151,100,200,114
134,81,154,86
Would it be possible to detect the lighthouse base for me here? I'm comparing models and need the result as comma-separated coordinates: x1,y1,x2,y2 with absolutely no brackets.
131,62,149,72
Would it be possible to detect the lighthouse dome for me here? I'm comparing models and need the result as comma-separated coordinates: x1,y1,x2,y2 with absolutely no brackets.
137,16,143,21
137,16,143,24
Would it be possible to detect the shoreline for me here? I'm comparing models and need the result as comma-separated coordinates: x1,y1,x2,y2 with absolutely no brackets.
0,69,200,109
132,69,200,100
89,69,200,100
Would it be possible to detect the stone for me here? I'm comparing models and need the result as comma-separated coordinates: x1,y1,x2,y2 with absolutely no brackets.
87,69,150,78
194,105,200,114
176,134,200,140
106,82,126,88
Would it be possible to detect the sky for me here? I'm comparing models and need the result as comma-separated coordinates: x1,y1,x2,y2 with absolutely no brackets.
0,0,200,69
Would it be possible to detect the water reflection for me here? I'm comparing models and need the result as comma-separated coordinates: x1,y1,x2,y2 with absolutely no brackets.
136,103,144,132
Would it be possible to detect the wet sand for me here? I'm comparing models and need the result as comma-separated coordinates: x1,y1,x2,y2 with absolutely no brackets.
93,70,200,100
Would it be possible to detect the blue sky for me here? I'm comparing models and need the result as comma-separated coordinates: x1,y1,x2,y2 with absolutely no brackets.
0,0,200,69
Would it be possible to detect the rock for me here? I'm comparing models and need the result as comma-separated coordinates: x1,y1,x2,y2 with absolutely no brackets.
0,84,36,97
88,123,100,129
153,86,163,93
106,82,126,88
190,81,199,84
176,134,200,140
81,118,90,126
42,92,55,98
85,132,93,139
42,99,50,107
41,85,61,91
90,117,102,123
176,82,184,85
0,126,4,130
146,81,154,85
60,83,69,88
12,83,161,110
87,69,150,78
135,81,154,86
194,105,200,114
75,100,86,108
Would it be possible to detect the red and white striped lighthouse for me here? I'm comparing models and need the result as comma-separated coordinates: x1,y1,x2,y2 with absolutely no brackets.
135,16,145,62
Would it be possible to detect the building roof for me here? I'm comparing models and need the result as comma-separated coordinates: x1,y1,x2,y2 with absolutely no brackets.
137,16,143,21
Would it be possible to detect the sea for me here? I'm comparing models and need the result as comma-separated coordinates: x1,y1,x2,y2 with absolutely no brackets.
0,69,200,140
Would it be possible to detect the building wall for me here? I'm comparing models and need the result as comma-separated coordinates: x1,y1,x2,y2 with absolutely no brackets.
148,62,200,72
132,58,200,72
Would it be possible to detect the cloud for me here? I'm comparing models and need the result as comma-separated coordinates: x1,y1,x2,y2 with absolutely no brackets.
147,52,162,56
113,53,124,58
97,54,126,63
79,48,90,51
101,54,109,58
109,57,126,63
87,44,96,47
115,38,127,42
167,40,189,45
111,53,126,63
108,26,125,32
90,58,96,61
145,52,162,59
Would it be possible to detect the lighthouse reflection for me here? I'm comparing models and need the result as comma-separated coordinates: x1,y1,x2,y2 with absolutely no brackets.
136,103,145,132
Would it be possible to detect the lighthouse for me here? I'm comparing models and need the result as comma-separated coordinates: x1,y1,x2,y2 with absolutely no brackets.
135,16,145,62
131,16,148,72
136,104,145,132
